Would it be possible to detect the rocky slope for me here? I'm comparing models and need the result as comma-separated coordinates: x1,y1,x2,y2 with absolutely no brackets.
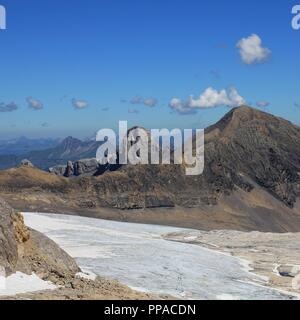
0,197,79,276
204,106,300,208
0,198,20,273
0,198,156,300
0,106,299,232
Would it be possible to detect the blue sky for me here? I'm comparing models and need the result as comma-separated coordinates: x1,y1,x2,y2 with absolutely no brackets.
0,0,300,138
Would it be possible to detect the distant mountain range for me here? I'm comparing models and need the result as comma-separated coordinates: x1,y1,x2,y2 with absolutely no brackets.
0,136,101,170
0,137,59,156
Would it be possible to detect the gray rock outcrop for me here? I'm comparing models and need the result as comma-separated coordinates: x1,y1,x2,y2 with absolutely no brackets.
48,165,67,176
73,158,100,176
20,159,34,168
49,158,108,177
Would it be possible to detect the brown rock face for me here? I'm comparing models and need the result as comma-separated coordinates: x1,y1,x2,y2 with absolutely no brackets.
0,197,79,276
203,106,300,207
11,212,30,244
0,198,19,273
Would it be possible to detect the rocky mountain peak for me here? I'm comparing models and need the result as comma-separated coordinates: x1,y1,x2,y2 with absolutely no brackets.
205,105,293,142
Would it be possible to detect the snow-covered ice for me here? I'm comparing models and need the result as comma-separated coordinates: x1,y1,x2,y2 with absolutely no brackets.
22,212,297,300
0,272,57,297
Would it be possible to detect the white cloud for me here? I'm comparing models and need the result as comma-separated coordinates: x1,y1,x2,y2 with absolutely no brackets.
72,98,88,109
26,97,43,110
169,87,246,115
237,34,271,64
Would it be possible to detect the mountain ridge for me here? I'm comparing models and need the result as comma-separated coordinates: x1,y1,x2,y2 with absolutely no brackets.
0,106,299,232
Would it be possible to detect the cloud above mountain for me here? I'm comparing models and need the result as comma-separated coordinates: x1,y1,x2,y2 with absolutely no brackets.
72,98,89,109
237,34,271,64
169,87,246,115
0,102,18,113
26,97,44,110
